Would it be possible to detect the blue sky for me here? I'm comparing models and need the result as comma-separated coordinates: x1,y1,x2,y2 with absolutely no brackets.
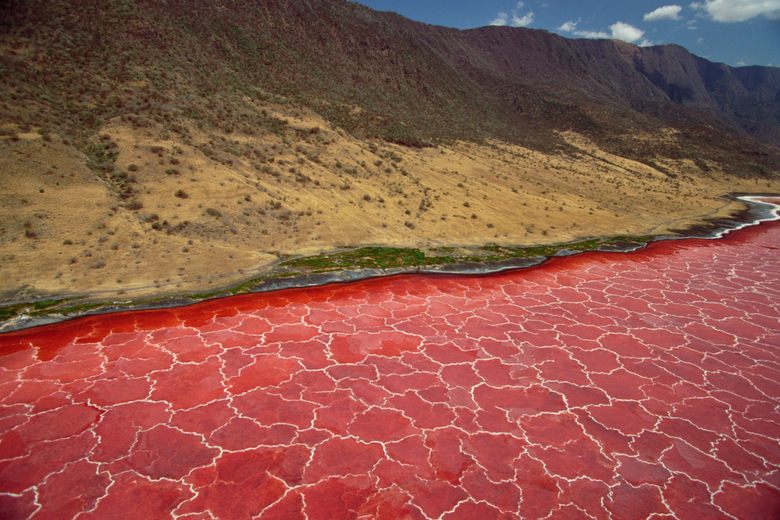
355,1,780,67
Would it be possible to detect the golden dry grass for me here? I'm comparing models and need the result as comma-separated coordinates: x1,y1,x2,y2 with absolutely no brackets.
1,107,777,304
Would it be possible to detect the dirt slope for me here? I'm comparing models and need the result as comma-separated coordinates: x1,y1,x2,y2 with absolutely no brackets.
0,0,778,304
1,107,775,302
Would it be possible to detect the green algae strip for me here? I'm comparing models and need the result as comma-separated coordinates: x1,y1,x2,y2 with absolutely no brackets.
278,235,653,272
280,246,455,270
0,234,654,328
0,299,63,321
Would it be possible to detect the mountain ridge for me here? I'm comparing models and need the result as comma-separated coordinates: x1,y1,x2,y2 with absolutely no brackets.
0,0,779,306
1,0,778,170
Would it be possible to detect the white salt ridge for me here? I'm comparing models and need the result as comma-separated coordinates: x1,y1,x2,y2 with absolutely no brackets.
715,195,780,238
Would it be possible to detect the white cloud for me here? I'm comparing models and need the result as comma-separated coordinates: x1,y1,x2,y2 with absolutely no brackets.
691,0,780,22
489,6,535,28
570,21,645,43
573,29,611,39
639,39,655,47
609,21,645,42
644,5,683,21
558,19,579,32
516,1,524,8
512,11,535,27
490,11,509,26
696,36,704,44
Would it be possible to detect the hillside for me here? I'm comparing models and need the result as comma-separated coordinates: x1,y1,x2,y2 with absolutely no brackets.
0,0,779,306
2,1,779,160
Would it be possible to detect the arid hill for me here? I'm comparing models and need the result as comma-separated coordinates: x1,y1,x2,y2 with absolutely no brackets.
2,0,780,162
0,0,778,308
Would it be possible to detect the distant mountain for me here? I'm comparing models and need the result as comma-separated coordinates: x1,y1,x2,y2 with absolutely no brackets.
2,0,780,308
1,0,778,173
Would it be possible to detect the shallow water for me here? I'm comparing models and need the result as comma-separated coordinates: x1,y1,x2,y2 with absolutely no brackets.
1,219,779,518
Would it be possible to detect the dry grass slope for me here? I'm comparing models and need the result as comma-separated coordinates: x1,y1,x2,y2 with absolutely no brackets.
1,107,776,303
0,0,778,305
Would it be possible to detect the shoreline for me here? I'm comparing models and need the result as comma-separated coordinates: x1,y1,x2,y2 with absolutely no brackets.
1,193,778,334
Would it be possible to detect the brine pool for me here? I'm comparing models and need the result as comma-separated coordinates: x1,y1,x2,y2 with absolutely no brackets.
1,202,779,519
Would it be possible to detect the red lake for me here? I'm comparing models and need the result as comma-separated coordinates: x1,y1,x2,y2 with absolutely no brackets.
1,216,779,518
